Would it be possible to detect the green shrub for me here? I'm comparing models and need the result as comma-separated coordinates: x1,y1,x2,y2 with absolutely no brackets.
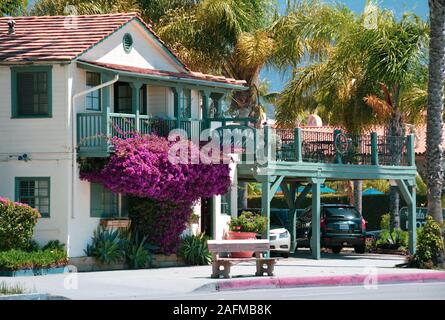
229,211,267,234
120,229,157,269
85,227,124,264
408,216,444,268
42,240,65,251
375,213,408,250
0,197,40,251
0,249,68,271
178,234,212,265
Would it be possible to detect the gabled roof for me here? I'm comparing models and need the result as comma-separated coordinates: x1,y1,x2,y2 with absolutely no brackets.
0,13,188,70
78,59,247,89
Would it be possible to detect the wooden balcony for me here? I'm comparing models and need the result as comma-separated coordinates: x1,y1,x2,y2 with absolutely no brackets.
76,111,203,157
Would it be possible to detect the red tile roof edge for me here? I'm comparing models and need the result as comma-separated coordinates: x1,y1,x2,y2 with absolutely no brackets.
78,59,248,87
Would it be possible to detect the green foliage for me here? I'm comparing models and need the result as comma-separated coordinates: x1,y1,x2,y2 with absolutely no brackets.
362,180,389,193
380,213,391,230
85,226,158,268
0,249,68,271
85,227,124,264
26,240,41,252
375,213,408,250
408,216,444,268
416,175,427,195
42,240,65,252
120,229,157,269
178,233,212,266
0,0,27,16
0,198,40,251
0,281,30,296
229,211,267,234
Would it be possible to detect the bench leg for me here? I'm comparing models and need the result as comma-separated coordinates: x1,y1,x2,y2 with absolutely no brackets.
211,260,232,279
256,260,275,277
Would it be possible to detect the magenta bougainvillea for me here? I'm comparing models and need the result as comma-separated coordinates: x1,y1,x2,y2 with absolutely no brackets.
79,134,231,253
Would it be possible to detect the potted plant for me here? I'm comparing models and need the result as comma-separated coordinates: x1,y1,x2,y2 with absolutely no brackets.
226,211,267,258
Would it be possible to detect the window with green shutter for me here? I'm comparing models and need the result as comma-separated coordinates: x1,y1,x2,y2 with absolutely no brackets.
90,183,128,218
86,72,101,111
15,177,50,218
11,66,52,118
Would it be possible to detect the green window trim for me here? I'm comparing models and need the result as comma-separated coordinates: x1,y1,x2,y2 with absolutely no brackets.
90,182,128,218
11,66,53,118
15,177,51,218
85,71,101,111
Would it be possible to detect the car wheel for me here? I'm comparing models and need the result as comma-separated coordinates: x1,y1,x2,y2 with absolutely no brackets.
354,245,366,254
281,252,289,258
331,246,342,254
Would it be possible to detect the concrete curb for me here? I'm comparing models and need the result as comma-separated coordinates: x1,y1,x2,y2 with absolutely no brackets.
208,272,445,292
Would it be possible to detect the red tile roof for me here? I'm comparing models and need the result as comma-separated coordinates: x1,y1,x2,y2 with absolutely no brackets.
78,59,247,87
0,13,187,70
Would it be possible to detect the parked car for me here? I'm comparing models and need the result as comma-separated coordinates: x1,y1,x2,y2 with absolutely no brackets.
296,204,366,254
269,213,291,258
238,208,291,257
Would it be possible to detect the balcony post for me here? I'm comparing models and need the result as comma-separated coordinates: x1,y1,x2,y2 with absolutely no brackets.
201,90,210,130
333,129,342,164
101,73,111,151
371,132,379,165
172,86,183,130
407,134,415,166
130,81,143,132
294,127,302,162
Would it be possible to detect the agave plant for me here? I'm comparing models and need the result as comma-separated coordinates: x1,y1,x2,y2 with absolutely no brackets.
178,233,212,266
84,226,124,264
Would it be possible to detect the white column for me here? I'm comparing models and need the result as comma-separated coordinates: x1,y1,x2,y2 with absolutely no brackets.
229,154,239,218
212,195,223,240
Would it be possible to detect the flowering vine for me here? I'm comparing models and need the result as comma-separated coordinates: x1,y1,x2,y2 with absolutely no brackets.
79,134,231,253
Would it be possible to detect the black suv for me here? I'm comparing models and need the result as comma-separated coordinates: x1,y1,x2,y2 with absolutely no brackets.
296,204,366,254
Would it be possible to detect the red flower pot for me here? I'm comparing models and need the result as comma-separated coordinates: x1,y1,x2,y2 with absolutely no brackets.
226,231,258,258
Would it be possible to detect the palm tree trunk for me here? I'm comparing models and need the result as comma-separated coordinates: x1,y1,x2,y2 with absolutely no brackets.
426,0,445,227
353,180,363,214
388,101,404,230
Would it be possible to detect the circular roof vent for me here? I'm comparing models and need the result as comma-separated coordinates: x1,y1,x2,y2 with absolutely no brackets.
123,33,133,53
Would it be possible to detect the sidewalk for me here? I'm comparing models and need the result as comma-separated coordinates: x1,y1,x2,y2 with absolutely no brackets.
0,252,444,299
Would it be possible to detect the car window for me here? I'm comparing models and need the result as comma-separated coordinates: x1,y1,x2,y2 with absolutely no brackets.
324,207,361,219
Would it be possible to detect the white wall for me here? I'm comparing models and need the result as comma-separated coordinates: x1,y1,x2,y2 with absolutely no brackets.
148,85,173,117
80,20,184,73
0,65,70,154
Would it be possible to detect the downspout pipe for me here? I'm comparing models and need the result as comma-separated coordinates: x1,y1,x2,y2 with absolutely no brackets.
71,74,119,219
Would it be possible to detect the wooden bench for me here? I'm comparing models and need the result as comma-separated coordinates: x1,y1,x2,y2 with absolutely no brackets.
207,240,277,279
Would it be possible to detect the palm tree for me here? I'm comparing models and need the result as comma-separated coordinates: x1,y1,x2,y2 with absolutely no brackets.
1,0,27,16
426,0,445,228
275,2,428,229
30,0,139,16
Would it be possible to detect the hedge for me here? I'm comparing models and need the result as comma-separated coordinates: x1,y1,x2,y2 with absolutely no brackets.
0,197,40,251
0,249,68,271
247,194,427,231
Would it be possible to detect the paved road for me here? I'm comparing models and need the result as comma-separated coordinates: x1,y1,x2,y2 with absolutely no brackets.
159,282,445,300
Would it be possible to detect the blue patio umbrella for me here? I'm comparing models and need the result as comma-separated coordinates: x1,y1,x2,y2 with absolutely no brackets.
297,185,337,194
362,188,384,195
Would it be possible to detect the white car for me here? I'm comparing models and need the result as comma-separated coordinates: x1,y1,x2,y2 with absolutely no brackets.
269,227,291,258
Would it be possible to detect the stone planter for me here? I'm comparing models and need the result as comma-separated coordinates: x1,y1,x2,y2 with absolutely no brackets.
69,257,127,272
225,231,258,258
100,218,131,229
0,266,67,277
152,254,186,268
